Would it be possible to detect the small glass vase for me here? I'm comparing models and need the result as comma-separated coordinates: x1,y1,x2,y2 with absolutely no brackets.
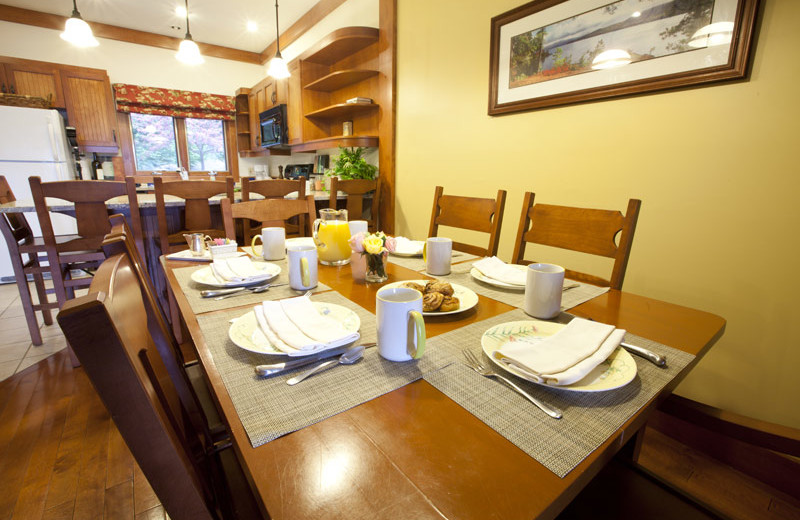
365,252,388,283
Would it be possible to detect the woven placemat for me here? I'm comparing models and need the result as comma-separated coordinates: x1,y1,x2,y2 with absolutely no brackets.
174,260,331,314
196,291,456,447
421,308,694,478
387,251,480,272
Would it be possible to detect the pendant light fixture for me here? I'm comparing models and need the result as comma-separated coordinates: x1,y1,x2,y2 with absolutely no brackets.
176,0,204,65
60,0,99,47
266,0,290,79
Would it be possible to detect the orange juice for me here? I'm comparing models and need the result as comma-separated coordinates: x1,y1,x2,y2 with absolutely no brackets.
315,220,352,265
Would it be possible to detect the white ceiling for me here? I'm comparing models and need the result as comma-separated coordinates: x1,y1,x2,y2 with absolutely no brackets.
3,0,319,53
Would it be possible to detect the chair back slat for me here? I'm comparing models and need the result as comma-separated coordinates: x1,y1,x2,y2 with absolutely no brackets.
428,186,506,257
512,193,641,290
221,196,316,239
241,177,307,240
329,177,380,231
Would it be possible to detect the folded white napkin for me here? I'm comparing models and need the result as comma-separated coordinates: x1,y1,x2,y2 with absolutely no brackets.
211,257,262,282
473,256,526,286
394,237,424,255
492,318,625,386
254,296,360,356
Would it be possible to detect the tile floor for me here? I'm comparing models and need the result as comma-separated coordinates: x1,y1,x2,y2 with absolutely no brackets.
0,281,68,382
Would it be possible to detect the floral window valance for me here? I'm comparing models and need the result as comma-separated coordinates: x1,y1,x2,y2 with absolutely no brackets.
112,84,235,121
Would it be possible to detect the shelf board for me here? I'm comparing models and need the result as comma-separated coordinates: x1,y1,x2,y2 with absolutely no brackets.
238,147,291,158
236,111,250,116
304,102,378,120
302,27,379,65
292,135,378,153
304,69,379,92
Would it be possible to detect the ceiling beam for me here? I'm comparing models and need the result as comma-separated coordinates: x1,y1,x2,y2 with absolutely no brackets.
0,4,262,64
259,0,348,63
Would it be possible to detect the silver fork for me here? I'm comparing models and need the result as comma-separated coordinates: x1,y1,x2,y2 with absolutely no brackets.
462,350,562,419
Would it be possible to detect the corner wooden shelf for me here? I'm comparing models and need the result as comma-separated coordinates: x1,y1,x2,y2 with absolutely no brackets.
303,27,379,65
292,135,379,153
304,69,379,92
304,102,378,120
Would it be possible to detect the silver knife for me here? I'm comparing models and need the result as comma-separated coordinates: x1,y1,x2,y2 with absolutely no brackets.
254,342,376,377
621,342,667,368
200,282,281,298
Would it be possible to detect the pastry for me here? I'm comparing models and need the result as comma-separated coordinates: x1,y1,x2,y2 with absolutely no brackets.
402,282,425,293
439,296,460,312
425,281,454,296
422,292,444,312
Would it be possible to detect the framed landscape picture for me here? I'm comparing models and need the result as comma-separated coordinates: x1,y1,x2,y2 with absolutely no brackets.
488,0,761,115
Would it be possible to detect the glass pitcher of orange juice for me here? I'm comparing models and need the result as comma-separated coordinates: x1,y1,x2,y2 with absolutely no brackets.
313,208,351,266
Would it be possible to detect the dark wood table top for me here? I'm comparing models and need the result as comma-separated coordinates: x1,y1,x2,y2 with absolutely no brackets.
164,258,725,520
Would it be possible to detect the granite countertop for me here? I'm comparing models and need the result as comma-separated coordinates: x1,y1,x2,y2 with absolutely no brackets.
0,190,347,213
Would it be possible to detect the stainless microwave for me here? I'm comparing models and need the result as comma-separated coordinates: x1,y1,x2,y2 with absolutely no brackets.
259,104,288,148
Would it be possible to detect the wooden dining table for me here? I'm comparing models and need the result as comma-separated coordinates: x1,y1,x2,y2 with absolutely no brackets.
163,254,725,520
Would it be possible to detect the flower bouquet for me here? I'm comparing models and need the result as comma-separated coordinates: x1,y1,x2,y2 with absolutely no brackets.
349,231,396,283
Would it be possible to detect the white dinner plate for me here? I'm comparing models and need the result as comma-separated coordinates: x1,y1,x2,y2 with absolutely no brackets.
470,266,526,290
480,320,637,392
190,262,281,287
228,302,361,356
390,240,424,257
383,280,479,316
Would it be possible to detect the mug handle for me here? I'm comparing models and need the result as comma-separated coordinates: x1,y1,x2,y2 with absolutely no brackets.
300,257,310,287
251,234,262,258
407,310,426,359
422,241,427,263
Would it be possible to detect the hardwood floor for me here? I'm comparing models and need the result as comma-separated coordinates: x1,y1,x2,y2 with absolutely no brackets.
1,348,797,520
0,350,169,520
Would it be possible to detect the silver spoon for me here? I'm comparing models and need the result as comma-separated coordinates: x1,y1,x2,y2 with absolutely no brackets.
286,345,366,385
214,282,286,300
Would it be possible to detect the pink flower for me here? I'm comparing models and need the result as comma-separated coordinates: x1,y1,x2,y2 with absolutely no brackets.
384,236,397,253
349,231,366,253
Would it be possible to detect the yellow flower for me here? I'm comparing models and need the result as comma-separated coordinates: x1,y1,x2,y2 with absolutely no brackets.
363,235,384,255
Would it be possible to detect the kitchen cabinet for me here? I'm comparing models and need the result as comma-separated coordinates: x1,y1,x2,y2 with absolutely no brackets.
237,75,289,156
234,88,252,154
293,27,380,153
0,55,118,154
60,67,119,154
0,58,64,107
286,60,303,146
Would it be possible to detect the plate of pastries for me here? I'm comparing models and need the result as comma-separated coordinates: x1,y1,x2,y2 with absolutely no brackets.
384,280,479,315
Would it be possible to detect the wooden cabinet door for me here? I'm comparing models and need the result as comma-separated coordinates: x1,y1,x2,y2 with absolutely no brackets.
61,68,119,152
2,61,64,107
286,61,303,146
248,92,259,149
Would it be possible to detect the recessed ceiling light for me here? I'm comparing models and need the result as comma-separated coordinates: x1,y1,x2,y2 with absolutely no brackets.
175,6,187,17
247,20,258,32
631,11,641,17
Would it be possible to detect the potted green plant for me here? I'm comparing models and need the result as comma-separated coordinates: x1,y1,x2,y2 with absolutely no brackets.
328,147,377,181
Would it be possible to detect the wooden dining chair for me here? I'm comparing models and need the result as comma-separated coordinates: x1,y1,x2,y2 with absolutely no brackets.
329,177,380,232
241,177,306,240
220,195,317,240
511,193,641,290
103,214,227,445
28,176,134,307
154,176,235,256
56,250,262,520
428,185,507,256
154,176,234,341
0,176,60,346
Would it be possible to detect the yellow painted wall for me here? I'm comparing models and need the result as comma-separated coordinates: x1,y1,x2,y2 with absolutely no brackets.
396,0,800,427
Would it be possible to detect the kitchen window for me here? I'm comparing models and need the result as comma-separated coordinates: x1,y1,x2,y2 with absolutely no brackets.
129,113,230,173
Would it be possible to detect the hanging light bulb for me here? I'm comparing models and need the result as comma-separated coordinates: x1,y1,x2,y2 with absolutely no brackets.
176,0,204,65
267,0,290,79
60,0,99,47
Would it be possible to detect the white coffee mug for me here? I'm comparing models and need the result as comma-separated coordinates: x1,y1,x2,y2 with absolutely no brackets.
424,237,452,276
524,263,565,319
348,220,369,236
376,287,426,362
251,227,285,261
287,245,318,290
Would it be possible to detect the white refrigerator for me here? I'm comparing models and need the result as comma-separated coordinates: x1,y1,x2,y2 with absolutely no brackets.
0,106,79,283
